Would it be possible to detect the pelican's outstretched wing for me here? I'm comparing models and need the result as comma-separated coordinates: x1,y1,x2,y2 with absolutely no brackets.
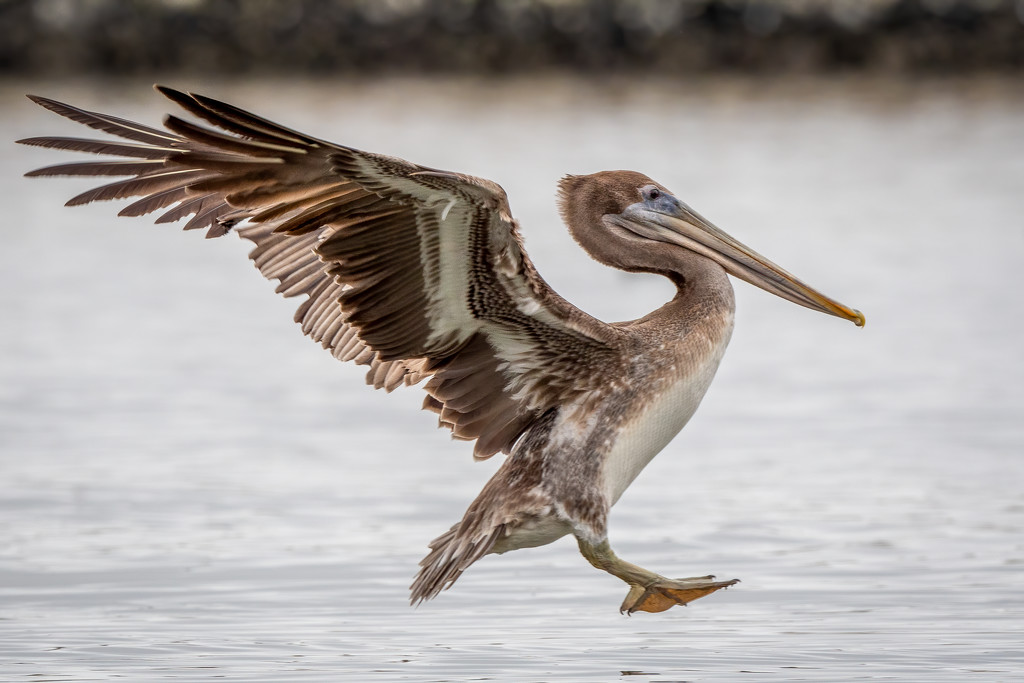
19,87,623,458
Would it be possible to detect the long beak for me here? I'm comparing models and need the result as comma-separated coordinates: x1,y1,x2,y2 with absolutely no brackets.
619,202,865,327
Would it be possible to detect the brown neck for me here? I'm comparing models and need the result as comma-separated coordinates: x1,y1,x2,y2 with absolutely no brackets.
628,250,735,338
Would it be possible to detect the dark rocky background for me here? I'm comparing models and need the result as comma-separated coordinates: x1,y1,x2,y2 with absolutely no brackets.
2,0,1022,75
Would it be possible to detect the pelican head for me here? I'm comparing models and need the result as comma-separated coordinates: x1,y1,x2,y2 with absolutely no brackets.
558,171,865,327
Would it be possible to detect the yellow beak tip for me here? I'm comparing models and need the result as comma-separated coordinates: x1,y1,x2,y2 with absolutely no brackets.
852,310,866,327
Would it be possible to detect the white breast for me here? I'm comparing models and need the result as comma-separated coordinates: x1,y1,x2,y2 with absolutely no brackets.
601,338,731,506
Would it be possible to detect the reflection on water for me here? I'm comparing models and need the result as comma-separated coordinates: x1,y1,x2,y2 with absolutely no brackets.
1,76,1022,681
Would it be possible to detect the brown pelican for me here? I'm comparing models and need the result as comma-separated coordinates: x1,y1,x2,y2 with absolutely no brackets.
18,88,864,614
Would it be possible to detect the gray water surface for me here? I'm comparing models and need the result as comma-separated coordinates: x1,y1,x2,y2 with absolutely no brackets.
1,76,1022,681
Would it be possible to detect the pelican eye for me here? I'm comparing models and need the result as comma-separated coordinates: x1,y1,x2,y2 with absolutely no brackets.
644,187,661,201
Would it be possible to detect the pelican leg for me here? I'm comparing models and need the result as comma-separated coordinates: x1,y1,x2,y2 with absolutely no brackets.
577,537,738,614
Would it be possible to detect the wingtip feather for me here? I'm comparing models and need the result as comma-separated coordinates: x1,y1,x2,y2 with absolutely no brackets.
25,94,67,112
155,84,194,109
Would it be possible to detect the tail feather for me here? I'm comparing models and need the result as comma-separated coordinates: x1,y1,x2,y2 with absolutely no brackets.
410,521,505,605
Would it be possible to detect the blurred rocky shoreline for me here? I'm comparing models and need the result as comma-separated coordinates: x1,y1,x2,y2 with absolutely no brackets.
2,0,1022,75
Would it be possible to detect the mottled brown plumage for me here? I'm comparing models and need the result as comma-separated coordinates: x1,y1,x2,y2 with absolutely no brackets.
20,88,863,613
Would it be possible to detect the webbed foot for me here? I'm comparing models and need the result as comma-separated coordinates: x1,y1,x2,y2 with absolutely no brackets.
620,575,739,614
577,537,739,614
